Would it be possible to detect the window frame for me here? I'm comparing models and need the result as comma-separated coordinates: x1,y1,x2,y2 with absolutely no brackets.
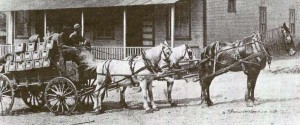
228,0,236,13
93,9,115,40
289,8,295,36
15,11,32,39
166,0,191,40
259,6,267,33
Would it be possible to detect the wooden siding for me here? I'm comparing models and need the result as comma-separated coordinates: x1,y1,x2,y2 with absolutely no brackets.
206,0,300,47
154,0,205,48
260,0,299,46
206,0,260,44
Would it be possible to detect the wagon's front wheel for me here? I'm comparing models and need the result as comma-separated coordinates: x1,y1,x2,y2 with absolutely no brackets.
0,74,14,116
79,78,96,106
45,77,78,115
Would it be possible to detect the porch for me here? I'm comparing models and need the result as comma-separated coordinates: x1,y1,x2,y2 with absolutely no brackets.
0,0,204,59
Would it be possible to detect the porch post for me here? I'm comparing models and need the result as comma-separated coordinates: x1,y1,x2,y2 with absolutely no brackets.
170,4,175,48
81,10,84,37
6,11,14,50
123,8,127,58
44,11,47,37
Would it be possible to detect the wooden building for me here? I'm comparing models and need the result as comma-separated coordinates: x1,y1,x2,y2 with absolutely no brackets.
1,0,299,59
0,0,206,59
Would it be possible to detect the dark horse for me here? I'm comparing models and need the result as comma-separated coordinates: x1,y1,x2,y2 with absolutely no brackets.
198,23,296,107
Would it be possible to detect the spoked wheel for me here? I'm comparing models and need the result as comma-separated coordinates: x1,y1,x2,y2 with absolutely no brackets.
20,85,45,110
45,77,78,115
79,78,96,106
0,74,14,116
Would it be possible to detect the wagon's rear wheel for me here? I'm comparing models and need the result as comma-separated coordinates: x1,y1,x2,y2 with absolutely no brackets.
0,74,14,116
79,78,96,106
20,85,45,110
45,77,78,115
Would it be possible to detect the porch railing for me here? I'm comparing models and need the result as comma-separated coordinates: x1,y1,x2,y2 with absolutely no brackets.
90,46,153,60
91,46,201,60
91,46,124,60
125,47,152,57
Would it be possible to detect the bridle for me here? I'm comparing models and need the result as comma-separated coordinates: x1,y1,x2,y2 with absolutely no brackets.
182,44,193,60
161,45,173,65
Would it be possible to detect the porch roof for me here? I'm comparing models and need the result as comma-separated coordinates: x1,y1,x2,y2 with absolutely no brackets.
0,0,179,11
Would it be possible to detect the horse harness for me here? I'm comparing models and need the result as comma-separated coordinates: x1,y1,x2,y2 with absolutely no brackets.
96,51,166,87
203,35,272,75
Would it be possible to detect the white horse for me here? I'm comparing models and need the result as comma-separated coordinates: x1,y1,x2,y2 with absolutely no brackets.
81,41,172,114
119,44,197,108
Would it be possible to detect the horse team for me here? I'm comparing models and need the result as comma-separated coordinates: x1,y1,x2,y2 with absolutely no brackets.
78,23,296,114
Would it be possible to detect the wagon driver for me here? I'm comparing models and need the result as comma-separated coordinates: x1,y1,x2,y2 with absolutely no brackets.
60,23,85,65
69,23,84,47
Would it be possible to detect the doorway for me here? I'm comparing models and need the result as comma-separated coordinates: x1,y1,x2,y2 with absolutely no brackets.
126,6,154,47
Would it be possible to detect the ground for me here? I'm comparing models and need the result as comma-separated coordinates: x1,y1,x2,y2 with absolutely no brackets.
0,54,300,125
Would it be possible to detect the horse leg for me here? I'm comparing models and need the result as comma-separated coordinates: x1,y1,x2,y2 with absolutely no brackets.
140,80,152,113
92,77,107,115
165,77,177,106
92,84,102,114
148,80,158,111
119,86,128,108
206,82,213,106
199,78,214,107
245,70,260,107
250,70,260,105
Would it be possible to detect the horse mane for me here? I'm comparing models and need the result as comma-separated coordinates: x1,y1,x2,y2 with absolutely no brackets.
200,42,218,60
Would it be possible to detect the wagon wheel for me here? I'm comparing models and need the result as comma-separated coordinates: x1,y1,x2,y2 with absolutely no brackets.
79,78,96,106
45,77,78,115
0,74,14,116
20,85,46,110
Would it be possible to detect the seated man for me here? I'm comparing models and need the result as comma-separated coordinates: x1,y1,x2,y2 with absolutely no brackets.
69,23,84,47
60,23,85,65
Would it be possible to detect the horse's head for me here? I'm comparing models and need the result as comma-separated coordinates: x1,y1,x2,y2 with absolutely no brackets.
281,22,296,56
167,44,195,69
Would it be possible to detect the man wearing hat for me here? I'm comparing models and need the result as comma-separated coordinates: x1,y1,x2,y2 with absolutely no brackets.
69,23,84,47
59,23,84,66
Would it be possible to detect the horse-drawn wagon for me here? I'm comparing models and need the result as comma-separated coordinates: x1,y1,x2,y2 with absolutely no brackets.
0,34,96,115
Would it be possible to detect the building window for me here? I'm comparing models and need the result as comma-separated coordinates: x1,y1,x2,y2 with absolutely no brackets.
15,11,32,38
259,7,267,33
0,12,6,44
166,0,191,39
289,9,295,36
228,0,236,12
94,10,114,40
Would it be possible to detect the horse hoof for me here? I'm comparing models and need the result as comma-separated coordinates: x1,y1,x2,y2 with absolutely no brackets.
90,110,104,115
120,103,129,109
199,102,210,108
170,102,177,107
145,109,153,114
246,101,254,107
153,107,159,111
207,101,214,106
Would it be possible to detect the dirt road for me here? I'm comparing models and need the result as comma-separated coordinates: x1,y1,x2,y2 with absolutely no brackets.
0,56,300,125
